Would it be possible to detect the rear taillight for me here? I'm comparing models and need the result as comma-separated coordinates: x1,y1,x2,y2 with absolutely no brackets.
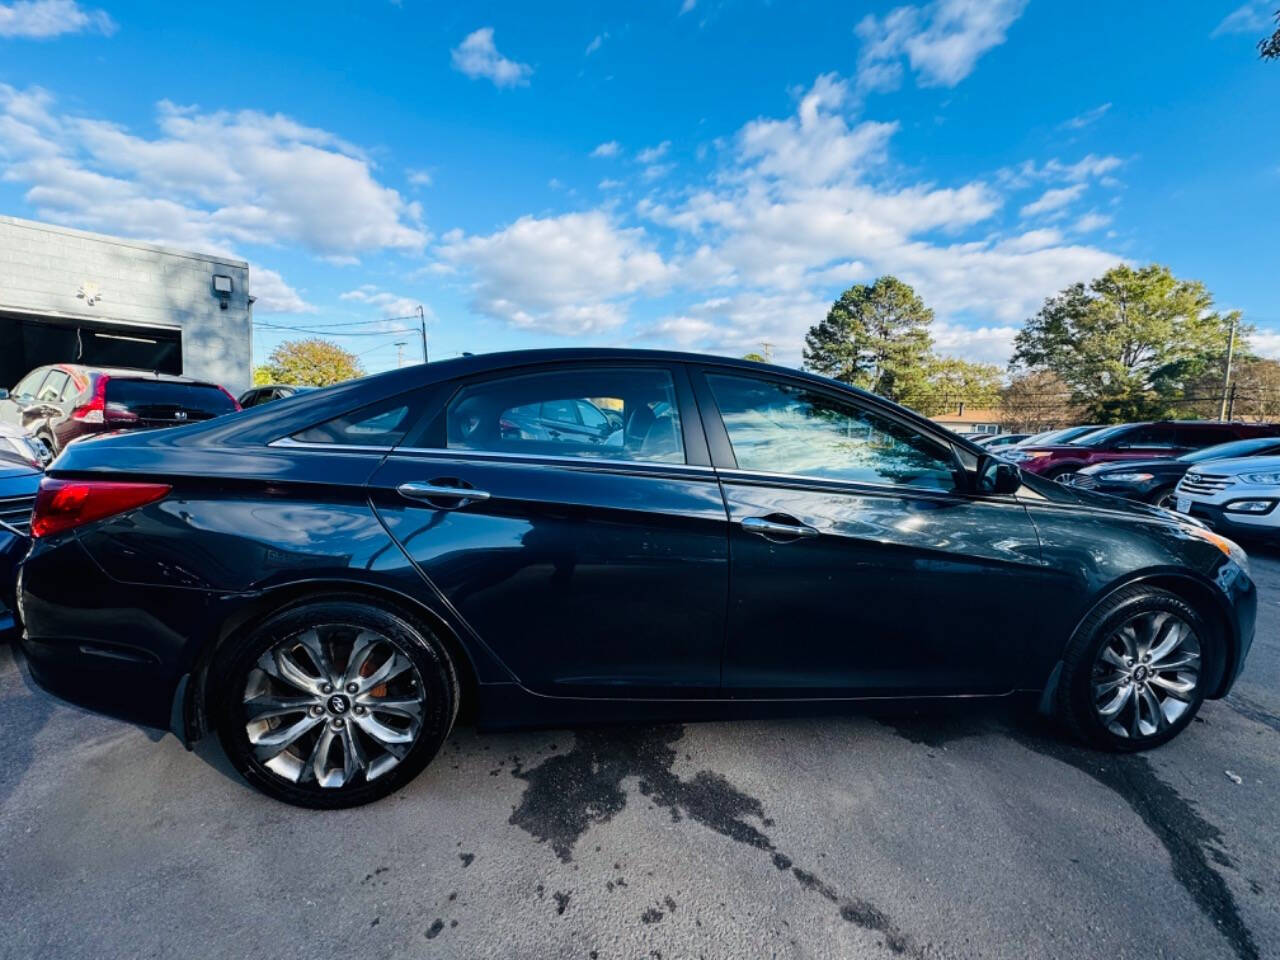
71,375,109,424
31,477,171,538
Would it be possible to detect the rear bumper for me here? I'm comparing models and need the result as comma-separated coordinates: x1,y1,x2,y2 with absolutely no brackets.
16,537,221,729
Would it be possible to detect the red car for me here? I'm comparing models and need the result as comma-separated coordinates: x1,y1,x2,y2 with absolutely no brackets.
1003,420,1280,479
0,364,240,456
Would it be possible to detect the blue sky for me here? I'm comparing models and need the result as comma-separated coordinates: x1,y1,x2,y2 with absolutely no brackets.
2,0,1278,375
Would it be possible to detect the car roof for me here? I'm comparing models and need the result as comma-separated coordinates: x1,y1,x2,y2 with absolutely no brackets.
54,364,214,386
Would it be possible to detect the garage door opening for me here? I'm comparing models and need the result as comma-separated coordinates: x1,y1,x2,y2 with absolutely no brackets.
0,312,182,388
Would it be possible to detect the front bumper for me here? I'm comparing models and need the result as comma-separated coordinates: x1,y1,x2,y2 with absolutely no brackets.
1177,498,1280,541
1062,473,1166,501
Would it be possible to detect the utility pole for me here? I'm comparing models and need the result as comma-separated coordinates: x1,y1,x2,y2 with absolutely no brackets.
1219,315,1237,422
395,341,407,368
760,340,774,363
1227,381,1238,421
417,305,428,363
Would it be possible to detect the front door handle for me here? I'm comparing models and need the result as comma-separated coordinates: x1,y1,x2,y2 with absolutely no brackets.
397,481,491,504
741,516,819,539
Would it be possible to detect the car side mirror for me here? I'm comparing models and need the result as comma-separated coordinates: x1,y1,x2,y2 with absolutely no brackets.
975,454,1022,495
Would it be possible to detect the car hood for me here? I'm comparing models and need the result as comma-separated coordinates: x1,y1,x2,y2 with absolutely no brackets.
1080,458,1185,476
1183,454,1280,477
1019,471,1185,522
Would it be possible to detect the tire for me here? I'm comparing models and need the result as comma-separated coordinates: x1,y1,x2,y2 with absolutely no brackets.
1043,465,1079,482
214,598,459,808
36,431,56,459
1057,586,1211,752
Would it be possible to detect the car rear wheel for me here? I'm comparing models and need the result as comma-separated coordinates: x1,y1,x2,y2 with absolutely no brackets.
1044,465,1078,482
214,599,458,808
1057,586,1209,751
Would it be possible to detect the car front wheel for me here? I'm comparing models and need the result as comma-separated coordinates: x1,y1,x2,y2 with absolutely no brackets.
214,599,458,808
1057,586,1209,751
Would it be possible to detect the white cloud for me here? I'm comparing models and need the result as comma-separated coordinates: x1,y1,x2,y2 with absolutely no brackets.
1061,102,1111,130
585,33,606,55
1072,211,1111,233
1020,184,1086,218
440,211,672,334
250,265,313,314
0,0,114,38
643,291,829,363
1212,2,1272,37
407,168,432,187
451,27,532,88
636,141,671,164
856,0,1028,90
998,153,1124,188
598,178,623,190
931,319,1020,365
1253,330,1280,359
0,84,427,262
590,140,621,158
339,284,423,319
679,0,696,14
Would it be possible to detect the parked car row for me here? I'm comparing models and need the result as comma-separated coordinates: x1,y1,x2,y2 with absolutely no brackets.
973,420,1280,543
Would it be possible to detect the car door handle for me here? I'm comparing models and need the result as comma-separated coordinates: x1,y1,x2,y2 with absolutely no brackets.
396,482,491,503
741,516,819,539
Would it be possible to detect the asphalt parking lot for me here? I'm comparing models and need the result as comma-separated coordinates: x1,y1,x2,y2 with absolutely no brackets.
1,551,1277,960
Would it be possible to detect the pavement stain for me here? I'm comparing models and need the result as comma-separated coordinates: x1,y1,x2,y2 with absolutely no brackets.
509,724,928,958
884,707,1262,960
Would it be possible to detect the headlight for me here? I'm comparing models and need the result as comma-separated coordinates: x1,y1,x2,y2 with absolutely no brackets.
1104,472,1154,483
1006,450,1050,462
1239,472,1280,485
1186,525,1251,576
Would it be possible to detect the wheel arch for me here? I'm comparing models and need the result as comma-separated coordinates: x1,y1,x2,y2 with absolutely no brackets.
1038,568,1237,713
179,578,486,743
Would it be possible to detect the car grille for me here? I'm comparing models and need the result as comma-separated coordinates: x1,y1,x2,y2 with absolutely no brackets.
0,494,34,535
1178,472,1235,496
1060,473,1097,490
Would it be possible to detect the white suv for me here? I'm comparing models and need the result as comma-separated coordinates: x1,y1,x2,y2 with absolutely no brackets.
1174,454,1280,541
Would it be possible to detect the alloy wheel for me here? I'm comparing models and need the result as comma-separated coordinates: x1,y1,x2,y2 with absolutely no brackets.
1090,610,1201,739
242,623,426,788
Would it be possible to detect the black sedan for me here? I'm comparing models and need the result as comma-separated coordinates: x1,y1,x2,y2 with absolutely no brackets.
1067,437,1280,506
16,349,1257,807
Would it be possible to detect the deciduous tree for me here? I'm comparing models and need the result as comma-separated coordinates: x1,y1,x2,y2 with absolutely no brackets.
1010,264,1242,422
261,338,365,387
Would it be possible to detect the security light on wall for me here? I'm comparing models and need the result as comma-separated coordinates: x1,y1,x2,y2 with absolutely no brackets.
212,274,233,310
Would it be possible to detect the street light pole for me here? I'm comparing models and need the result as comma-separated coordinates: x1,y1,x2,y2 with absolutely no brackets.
1219,315,1237,422
417,305,428,363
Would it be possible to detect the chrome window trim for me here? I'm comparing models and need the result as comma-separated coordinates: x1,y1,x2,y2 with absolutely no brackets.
269,437,394,453
394,446,714,474
713,466,1010,504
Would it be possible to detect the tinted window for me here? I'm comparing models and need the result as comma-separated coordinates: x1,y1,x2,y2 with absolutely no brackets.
1120,424,1179,448
707,373,958,491
37,370,69,402
446,367,683,464
1178,426,1236,448
293,395,416,447
105,379,237,419
60,375,82,402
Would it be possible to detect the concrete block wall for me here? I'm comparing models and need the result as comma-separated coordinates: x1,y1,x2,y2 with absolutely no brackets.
0,216,252,393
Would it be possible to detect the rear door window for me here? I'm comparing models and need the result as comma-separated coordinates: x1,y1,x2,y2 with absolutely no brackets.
1177,426,1236,448
445,367,685,464
105,379,237,421
37,370,69,403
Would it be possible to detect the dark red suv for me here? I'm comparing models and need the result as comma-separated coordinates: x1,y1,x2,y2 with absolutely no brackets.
1004,420,1280,478
0,365,240,456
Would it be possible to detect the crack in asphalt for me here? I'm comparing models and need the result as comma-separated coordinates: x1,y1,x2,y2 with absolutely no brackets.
884,708,1261,960
509,724,929,958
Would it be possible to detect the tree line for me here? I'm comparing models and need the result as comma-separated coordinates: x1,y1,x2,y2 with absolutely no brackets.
798,264,1280,430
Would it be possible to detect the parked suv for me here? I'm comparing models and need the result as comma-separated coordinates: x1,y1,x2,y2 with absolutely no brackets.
0,365,240,456
1066,437,1280,507
1003,420,1280,479
1174,454,1280,542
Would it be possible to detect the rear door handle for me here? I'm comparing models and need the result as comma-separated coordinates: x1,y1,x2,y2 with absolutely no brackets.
396,481,491,503
741,516,819,539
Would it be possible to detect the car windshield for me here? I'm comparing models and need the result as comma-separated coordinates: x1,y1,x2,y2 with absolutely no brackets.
1177,437,1279,463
